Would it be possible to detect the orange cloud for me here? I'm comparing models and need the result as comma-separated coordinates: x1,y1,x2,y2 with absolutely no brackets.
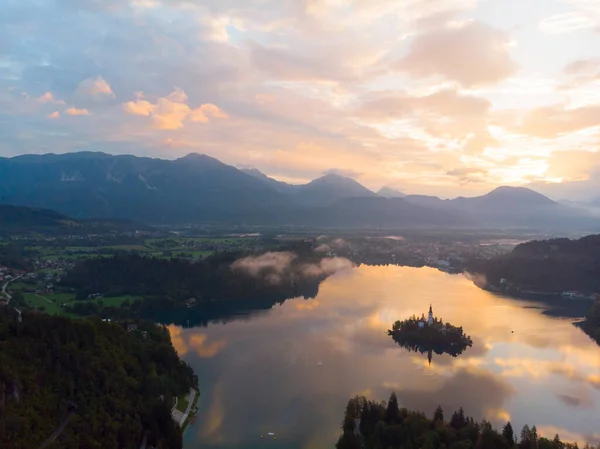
189,333,227,358
517,104,600,138
356,88,491,121
397,22,517,87
356,88,495,153
36,92,65,104
75,76,115,100
123,89,227,130
295,300,320,311
46,111,60,119
66,107,91,116
167,325,187,355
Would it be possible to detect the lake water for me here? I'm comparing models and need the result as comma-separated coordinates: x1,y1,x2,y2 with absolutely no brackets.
172,266,600,448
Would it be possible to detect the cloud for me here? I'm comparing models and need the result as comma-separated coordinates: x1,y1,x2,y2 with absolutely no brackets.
1,0,600,201
356,88,492,121
301,257,354,278
231,252,297,277
396,22,517,87
65,107,91,116
556,392,593,409
46,111,60,119
539,0,600,36
355,88,495,154
122,89,228,130
517,104,600,138
75,76,115,101
189,333,227,358
564,59,600,75
36,92,65,105
446,167,488,184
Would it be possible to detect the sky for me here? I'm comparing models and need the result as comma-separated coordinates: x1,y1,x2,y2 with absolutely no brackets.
1,0,600,200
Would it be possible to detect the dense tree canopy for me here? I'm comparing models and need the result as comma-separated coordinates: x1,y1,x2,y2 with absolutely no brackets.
471,234,600,293
0,309,195,449
336,394,596,449
579,302,600,345
59,251,329,321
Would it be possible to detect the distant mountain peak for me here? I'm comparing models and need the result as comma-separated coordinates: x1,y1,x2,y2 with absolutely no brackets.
485,186,555,204
378,186,406,198
179,153,212,161
309,173,365,186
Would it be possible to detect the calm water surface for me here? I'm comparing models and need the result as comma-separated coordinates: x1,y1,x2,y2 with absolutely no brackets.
173,266,600,448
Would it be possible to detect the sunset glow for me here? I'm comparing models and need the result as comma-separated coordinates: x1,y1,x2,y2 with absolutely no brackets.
1,0,599,198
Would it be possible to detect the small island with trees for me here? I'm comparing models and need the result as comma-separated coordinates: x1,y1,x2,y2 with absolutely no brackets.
388,305,473,359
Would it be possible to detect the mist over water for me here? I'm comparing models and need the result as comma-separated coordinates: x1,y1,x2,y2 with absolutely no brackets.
173,266,600,449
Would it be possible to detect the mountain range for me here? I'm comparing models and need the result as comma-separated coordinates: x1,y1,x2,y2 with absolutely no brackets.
0,151,597,231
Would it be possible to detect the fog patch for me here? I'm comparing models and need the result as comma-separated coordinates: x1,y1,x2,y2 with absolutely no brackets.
301,257,354,278
231,251,297,277
464,271,488,289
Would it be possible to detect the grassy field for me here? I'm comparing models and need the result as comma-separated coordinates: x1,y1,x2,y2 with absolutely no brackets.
22,291,140,315
176,394,190,414
95,295,140,307
23,293,72,315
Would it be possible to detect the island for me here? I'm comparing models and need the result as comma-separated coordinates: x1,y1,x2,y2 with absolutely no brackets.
336,392,583,449
388,305,473,361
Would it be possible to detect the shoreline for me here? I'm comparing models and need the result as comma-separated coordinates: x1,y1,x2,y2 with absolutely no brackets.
181,386,200,435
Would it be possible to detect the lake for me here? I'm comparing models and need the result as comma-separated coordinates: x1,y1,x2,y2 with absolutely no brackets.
172,266,600,448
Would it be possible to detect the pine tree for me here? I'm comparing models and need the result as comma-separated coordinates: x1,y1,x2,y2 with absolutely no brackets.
521,425,532,449
450,407,467,429
531,426,539,449
385,392,400,424
433,405,444,423
502,421,515,446
553,434,562,449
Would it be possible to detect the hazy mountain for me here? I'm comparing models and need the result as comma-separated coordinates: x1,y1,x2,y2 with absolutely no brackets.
293,197,469,228
377,187,406,198
293,173,377,207
239,168,295,193
404,194,449,208
450,186,593,228
2,152,597,231
0,152,292,224
242,169,378,207
403,187,597,230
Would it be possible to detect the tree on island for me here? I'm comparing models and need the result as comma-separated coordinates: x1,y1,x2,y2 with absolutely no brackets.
388,305,473,360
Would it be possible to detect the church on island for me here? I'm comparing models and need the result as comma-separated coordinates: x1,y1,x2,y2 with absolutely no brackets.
418,304,436,328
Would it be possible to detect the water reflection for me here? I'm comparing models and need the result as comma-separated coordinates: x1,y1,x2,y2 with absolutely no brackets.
173,266,600,449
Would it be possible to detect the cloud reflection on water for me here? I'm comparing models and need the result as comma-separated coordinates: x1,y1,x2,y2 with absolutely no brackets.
175,266,600,448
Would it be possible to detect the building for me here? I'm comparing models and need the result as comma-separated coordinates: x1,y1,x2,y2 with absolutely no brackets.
417,304,435,328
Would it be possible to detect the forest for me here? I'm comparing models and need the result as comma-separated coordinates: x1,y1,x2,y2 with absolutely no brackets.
0,309,196,449
470,234,600,293
579,301,600,345
336,393,596,449
59,249,332,320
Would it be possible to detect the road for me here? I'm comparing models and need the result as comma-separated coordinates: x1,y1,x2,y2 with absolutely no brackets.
1,274,23,305
171,388,196,427
38,411,74,449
